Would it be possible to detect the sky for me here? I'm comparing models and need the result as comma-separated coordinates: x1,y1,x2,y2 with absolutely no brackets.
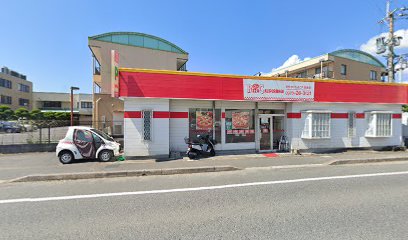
0,0,407,94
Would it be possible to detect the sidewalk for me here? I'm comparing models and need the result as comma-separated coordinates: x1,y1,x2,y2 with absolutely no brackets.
1,150,408,182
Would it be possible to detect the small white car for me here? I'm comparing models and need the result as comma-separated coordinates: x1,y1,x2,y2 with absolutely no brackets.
56,126,121,164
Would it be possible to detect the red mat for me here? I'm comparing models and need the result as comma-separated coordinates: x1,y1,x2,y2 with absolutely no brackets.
262,153,279,158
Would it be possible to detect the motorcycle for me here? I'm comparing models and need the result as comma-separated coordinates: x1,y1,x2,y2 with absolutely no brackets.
185,135,217,159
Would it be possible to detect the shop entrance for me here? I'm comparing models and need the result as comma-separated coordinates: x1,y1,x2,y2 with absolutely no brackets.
258,114,285,152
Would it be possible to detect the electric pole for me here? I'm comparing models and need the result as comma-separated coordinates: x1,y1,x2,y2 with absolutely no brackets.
377,1,408,82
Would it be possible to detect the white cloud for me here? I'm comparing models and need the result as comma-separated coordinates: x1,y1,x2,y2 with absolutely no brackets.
261,55,310,76
360,29,408,56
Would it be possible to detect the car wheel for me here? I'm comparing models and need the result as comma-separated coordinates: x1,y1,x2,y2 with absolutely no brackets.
99,150,113,162
59,151,74,164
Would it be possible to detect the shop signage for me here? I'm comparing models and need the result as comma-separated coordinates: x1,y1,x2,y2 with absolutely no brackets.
243,79,314,101
111,50,120,98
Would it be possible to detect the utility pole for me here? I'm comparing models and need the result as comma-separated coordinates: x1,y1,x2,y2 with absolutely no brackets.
377,0,408,82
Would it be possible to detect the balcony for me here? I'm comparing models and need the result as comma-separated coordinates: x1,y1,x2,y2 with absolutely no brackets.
310,71,334,79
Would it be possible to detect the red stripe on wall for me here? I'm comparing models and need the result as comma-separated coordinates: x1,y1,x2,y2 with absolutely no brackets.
170,112,189,118
287,113,301,118
393,113,402,119
315,82,408,104
356,113,365,119
153,111,170,118
119,71,408,104
222,112,226,118
331,113,349,119
124,111,141,118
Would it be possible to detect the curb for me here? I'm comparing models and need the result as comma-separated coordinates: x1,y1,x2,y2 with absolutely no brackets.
8,166,240,183
329,157,408,165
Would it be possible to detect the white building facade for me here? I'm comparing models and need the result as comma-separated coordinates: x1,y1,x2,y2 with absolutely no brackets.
119,69,407,157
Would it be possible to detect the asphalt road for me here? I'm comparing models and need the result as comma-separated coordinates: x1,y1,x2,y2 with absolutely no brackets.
1,162,408,239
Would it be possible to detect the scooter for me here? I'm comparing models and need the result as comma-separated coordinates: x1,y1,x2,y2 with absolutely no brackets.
185,135,217,159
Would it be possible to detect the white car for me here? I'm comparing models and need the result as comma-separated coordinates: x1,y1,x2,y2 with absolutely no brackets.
56,126,121,164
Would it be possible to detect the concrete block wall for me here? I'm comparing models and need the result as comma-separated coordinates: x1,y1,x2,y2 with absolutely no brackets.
286,103,402,151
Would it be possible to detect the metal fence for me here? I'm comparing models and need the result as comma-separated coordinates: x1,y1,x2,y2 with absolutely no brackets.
0,120,123,145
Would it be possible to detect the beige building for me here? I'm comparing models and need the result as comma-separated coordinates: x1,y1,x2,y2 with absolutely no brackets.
88,32,189,135
0,67,33,111
33,92,93,123
265,49,386,81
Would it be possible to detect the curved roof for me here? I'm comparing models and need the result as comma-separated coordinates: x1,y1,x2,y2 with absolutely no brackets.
89,32,188,54
329,49,385,68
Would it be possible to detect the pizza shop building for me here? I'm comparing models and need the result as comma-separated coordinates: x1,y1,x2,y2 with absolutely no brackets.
118,68,408,157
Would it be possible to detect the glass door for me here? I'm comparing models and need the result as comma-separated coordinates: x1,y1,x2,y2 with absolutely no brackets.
259,116,272,151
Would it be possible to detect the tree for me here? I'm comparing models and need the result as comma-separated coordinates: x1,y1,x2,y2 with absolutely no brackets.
30,109,44,120
14,107,30,119
403,105,408,112
0,105,14,120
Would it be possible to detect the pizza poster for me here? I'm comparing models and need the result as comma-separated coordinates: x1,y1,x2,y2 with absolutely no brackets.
232,112,250,129
196,111,213,130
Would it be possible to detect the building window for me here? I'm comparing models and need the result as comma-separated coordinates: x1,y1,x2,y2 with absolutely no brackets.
43,101,62,108
365,112,392,137
19,98,29,107
18,83,30,92
0,95,12,105
341,64,347,75
81,101,93,109
225,109,255,143
189,109,221,143
370,70,377,80
142,110,152,141
0,78,12,89
302,112,331,139
315,67,321,74
348,112,356,137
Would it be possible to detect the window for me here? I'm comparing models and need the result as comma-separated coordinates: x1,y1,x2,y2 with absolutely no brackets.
348,112,356,137
225,109,255,143
18,83,30,92
302,112,331,139
19,98,29,107
189,108,221,143
365,112,392,137
0,78,12,89
370,70,377,80
81,101,93,109
43,101,61,108
142,110,152,141
315,67,321,74
0,95,12,105
341,64,347,75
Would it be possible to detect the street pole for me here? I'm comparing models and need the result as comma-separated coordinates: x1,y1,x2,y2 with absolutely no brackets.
70,86,80,126
388,6,395,82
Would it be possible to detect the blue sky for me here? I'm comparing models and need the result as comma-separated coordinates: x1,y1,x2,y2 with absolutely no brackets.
0,0,407,93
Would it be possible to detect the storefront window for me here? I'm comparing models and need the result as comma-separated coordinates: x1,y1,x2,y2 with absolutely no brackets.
225,109,255,143
189,109,221,143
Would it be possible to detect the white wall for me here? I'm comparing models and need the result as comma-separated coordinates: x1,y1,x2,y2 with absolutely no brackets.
124,98,169,156
287,103,402,150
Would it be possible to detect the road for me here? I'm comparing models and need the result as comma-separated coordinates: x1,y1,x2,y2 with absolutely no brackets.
1,162,408,239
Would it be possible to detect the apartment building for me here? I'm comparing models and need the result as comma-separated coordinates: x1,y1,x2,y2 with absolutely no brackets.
0,67,33,111
88,32,189,135
33,92,93,123
265,49,386,81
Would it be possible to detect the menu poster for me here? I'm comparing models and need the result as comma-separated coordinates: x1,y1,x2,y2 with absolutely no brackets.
232,111,250,129
196,111,213,130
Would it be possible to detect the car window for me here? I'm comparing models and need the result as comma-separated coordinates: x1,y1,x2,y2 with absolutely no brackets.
74,130,93,142
92,133,103,143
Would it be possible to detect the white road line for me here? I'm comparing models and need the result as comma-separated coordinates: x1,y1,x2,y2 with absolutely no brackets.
1,170,408,204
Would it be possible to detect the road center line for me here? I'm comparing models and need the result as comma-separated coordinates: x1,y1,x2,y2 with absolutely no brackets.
1,170,408,204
